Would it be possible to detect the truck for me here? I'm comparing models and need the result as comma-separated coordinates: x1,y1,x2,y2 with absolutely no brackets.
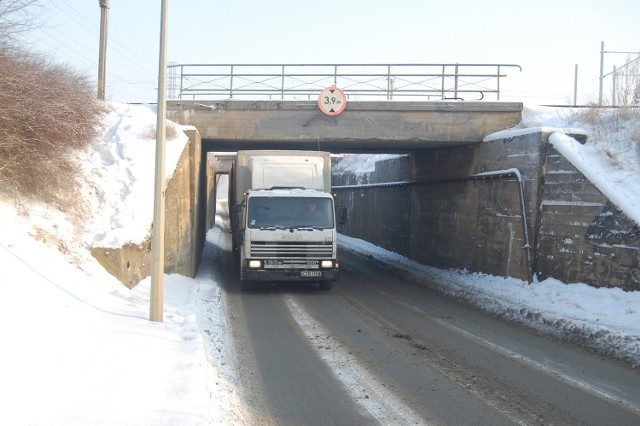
229,150,343,290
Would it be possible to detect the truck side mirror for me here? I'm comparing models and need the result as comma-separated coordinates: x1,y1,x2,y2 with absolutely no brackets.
337,206,348,225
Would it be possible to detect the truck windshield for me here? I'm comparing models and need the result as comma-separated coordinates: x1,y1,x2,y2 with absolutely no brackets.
248,197,334,229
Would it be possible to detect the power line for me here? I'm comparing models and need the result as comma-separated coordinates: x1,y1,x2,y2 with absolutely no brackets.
42,1,159,99
50,1,100,38
36,28,96,69
58,0,100,30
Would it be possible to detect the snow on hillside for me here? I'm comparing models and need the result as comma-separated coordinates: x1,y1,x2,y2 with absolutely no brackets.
0,103,638,425
81,104,190,248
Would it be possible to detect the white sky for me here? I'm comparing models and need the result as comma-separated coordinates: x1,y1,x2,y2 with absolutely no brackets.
22,0,640,104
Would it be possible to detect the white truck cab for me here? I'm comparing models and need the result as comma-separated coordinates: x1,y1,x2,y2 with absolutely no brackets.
229,151,342,290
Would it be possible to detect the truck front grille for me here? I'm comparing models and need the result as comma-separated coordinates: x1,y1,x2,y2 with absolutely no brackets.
251,241,333,258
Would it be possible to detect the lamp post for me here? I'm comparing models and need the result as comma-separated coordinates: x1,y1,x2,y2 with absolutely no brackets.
150,0,169,322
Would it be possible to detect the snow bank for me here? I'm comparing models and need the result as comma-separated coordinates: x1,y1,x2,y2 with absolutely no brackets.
0,201,214,425
550,132,640,226
80,104,188,248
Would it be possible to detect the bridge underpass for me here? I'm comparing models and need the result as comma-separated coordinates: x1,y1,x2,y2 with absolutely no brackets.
165,98,638,291
89,98,637,292
170,98,529,281
187,95,532,284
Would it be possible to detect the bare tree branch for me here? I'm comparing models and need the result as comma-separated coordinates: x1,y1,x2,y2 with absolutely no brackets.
614,55,640,106
0,0,43,43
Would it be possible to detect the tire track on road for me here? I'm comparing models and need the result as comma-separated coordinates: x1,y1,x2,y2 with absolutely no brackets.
284,295,431,426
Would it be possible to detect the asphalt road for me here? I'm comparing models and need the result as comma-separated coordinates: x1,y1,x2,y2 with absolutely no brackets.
213,228,640,425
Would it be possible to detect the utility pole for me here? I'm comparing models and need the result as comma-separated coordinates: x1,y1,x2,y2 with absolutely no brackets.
150,0,169,322
598,41,604,105
612,65,617,106
573,64,578,106
97,0,109,100
598,41,637,106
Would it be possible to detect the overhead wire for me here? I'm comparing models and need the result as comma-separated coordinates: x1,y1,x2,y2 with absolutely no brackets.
36,28,96,70
29,2,98,69
37,1,160,101
55,0,100,35
52,1,156,76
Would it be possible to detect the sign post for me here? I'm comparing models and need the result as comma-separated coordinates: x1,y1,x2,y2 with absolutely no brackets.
318,86,347,116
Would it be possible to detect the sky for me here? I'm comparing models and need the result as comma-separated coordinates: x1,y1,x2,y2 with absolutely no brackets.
19,0,640,104
0,103,638,424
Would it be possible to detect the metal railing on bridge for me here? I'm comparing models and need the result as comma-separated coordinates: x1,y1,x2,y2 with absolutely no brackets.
168,63,521,101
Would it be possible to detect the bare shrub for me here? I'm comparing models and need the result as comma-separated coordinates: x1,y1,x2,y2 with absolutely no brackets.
0,45,106,208
567,103,602,127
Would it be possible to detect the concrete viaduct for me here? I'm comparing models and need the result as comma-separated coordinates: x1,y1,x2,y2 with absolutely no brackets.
92,100,639,292
165,100,522,152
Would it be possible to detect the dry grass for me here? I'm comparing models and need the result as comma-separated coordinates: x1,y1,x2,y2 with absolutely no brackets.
0,45,106,209
144,121,179,141
568,106,640,172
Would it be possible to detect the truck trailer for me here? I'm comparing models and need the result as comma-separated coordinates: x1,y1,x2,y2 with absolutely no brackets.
229,150,342,290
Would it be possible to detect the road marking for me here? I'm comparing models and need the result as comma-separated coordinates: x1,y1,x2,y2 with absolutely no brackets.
284,296,428,425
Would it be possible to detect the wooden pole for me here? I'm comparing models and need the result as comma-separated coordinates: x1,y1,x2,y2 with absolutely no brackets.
97,0,109,100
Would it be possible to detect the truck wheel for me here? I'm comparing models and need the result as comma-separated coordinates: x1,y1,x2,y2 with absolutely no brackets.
319,281,333,291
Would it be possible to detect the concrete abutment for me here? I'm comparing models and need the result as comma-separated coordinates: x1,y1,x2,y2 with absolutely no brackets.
92,129,204,288
334,131,639,291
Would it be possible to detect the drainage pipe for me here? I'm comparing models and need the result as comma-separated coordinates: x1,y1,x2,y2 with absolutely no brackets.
471,168,533,281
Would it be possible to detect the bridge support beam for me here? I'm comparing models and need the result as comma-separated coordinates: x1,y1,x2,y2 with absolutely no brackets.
167,100,522,152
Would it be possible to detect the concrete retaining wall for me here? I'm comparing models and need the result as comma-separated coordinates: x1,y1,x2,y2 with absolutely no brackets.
408,134,541,281
205,153,234,231
334,156,411,257
334,131,640,291
92,129,203,288
536,146,640,290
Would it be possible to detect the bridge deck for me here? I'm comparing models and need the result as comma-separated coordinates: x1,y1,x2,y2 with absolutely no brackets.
167,100,523,153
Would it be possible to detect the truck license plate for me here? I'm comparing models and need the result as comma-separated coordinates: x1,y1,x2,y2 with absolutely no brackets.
300,271,322,277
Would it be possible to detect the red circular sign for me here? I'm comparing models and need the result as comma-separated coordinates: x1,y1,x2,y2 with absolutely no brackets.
318,86,347,116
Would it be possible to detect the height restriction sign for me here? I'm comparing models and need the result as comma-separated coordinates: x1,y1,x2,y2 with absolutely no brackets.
318,86,347,116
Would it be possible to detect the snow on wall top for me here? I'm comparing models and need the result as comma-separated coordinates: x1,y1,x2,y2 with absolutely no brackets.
483,105,640,227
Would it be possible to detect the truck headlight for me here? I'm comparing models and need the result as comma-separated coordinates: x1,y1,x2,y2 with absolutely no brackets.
248,260,262,268
320,260,334,269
